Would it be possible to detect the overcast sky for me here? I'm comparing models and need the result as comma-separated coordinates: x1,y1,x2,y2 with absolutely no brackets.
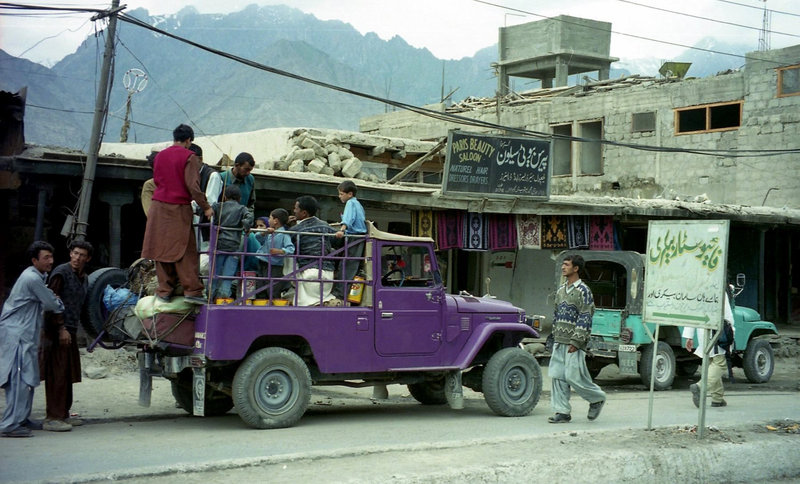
1,0,799,66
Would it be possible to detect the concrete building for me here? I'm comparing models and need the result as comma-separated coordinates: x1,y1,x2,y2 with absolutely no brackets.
360,44,800,325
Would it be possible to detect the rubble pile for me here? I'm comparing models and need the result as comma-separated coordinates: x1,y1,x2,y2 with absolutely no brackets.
261,129,382,182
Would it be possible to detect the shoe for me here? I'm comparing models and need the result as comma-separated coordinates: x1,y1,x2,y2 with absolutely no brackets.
156,294,172,303
711,400,727,407
547,413,571,423
65,417,84,427
183,295,207,305
43,419,72,432
323,298,343,307
1,426,32,438
588,400,605,420
21,419,43,430
690,384,700,408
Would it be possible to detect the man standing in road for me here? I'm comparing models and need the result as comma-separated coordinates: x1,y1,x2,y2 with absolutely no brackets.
38,240,93,432
142,124,214,304
0,241,64,438
683,292,735,408
220,152,256,216
548,254,606,423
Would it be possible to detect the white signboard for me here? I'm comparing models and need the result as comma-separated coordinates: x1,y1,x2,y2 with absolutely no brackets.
643,220,729,330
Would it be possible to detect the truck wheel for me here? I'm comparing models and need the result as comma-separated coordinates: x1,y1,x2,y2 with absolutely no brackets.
82,267,128,340
233,347,311,429
170,372,234,416
482,347,542,417
408,378,447,405
743,339,774,383
639,341,675,390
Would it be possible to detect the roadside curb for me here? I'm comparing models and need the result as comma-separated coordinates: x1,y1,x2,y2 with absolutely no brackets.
57,424,800,483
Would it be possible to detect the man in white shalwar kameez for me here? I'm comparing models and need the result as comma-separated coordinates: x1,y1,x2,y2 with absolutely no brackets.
0,241,64,438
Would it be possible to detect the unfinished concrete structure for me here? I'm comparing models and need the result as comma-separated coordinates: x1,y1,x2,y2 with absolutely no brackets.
495,15,618,94
361,44,800,325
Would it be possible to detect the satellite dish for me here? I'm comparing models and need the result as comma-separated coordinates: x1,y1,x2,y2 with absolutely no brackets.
658,62,692,79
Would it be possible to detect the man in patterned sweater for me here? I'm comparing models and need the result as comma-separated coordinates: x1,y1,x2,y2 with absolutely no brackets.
548,254,606,423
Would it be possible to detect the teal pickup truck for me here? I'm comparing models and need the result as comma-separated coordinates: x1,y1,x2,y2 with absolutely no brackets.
553,251,777,390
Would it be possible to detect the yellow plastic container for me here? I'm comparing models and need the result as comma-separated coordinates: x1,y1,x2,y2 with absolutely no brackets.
347,276,365,305
215,298,234,305
271,299,288,306
252,299,268,306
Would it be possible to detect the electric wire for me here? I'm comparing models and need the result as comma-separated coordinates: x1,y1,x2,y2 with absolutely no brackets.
617,0,800,39
472,0,797,67
117,11,800,158
714,0,800,18
3,3,799,158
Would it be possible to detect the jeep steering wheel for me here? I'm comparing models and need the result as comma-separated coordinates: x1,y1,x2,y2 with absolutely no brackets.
381,269,405,287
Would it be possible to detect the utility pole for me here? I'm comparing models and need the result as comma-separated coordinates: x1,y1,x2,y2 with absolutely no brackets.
72,0,122,241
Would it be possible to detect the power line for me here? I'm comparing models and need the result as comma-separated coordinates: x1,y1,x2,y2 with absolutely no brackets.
715,0,800,18
5,3,799,159
472,0,796,67
617,0,800,39
117,11,799,159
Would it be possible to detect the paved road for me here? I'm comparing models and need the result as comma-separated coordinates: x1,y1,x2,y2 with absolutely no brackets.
1,379,798,483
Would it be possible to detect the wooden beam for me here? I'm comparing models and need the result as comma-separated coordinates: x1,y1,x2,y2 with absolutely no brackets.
387,139,446,184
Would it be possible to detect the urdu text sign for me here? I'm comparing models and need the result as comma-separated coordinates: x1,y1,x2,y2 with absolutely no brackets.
643,220,729,330
442,131,551,199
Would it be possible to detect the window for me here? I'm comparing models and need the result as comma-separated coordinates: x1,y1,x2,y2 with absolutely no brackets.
632,112,656,132
551,124,572,176
675,101,742,134
778,64,800,97
584,260,628,310
579,120,603,175
380,244,439,287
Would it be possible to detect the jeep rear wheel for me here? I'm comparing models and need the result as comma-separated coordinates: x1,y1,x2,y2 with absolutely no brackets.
233,347,311,429
171,371,234,416
639,341,675,390
743,339,774,383
482,347,542,417
408,378,447,405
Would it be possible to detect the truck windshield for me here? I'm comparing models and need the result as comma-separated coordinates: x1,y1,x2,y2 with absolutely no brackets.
380,244,439,287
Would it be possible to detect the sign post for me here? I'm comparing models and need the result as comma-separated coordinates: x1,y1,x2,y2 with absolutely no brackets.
643,220,730,438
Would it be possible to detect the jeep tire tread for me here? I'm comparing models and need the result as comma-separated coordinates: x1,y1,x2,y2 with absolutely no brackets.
233,347,311,429
639,341,676,390
171,371,234,416
482,347,542,417
743,338,774,383
82,267,128,339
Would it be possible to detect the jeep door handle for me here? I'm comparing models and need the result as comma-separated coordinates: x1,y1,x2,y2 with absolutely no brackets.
381,312,394,319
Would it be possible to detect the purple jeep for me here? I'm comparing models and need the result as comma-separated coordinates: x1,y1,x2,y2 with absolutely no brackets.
95,224,541,429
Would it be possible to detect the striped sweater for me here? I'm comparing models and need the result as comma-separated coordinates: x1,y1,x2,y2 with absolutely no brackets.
552,280,595,350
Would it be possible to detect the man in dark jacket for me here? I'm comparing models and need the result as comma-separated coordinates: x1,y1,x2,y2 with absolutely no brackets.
286,196,338,306
39,240,93,432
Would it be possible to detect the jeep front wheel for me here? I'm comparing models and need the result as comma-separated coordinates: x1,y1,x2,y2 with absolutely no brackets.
639,341,675,390
743,339,774,383
232,347,311,429
482,347,542,417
